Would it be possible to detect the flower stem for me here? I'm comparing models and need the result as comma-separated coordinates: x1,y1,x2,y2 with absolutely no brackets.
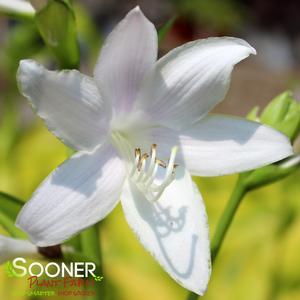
80,224,105,299
210,177,247,262
186,291,199,300
186,176,247,300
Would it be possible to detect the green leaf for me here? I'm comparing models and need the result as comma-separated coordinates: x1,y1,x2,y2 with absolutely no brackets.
158,16,176,44
0,192,26,238
0,99,18,159
35,0,80,69
0,192,23,220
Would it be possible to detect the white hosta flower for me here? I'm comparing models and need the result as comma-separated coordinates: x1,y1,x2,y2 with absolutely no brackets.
0,235,38,264
0,0,35,15
16,7,293,295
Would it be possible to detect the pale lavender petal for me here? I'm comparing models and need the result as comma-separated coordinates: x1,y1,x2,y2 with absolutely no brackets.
94,6,157,115
135,37,255,130
121,167,211,295
16,143,126,246
18,59,110,151
135,115,293,176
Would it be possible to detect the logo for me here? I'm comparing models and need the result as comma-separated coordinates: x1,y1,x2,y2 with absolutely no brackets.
5,257,103,297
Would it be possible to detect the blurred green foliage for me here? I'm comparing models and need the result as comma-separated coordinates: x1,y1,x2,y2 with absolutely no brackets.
0,192,25,238
35,0,80,69
158,16,177,44
173,0,244,31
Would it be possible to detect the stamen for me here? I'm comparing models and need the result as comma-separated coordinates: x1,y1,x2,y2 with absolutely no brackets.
136,155,147,182
141,144,157,184
150,146,177,192
138,153,149,171
144,161,159,187
130,148,141,177
130,144,178,202
150,144,157,155
135,148,141,158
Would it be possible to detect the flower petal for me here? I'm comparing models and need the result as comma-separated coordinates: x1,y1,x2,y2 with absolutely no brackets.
94,6,158,115
16,143,126,247
17,59,110,151
139,115,293,176
0,235,38,264
121,167,211,295
135,37,256,130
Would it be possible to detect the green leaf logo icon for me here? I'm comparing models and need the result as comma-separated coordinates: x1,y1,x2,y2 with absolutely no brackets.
92,274,103,282
5,261,18,278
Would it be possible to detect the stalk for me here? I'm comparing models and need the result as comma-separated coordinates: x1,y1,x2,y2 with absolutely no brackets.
186,177,247,300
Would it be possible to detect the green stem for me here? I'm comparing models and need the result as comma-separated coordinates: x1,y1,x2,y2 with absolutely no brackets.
80,225,102,266
186,176,247,300
210,178,247,262
186,291,199,300
80,224,105,299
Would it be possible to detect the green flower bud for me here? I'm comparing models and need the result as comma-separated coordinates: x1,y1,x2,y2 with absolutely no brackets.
243,92,300,190
260,91,300,142
246,106,260,122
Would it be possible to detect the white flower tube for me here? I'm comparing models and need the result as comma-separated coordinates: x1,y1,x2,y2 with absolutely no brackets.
280,155,300,168
0,234,38,264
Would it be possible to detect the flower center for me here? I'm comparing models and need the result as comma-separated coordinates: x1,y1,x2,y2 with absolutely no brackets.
130,144,178,202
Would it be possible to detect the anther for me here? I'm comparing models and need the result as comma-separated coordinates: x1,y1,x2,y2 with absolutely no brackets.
130,148,142,177
135,148,141,158
130,144,179,202
138,153,149,171
150,144,157,154
156,159,167,168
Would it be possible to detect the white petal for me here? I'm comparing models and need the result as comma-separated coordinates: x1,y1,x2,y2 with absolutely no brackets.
135,37,256,130
121,167,211,295
94,6,158,115
16,143,126,247
0,235,38,264
18,59,110,151
140,115,293,176
0,0,35,15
